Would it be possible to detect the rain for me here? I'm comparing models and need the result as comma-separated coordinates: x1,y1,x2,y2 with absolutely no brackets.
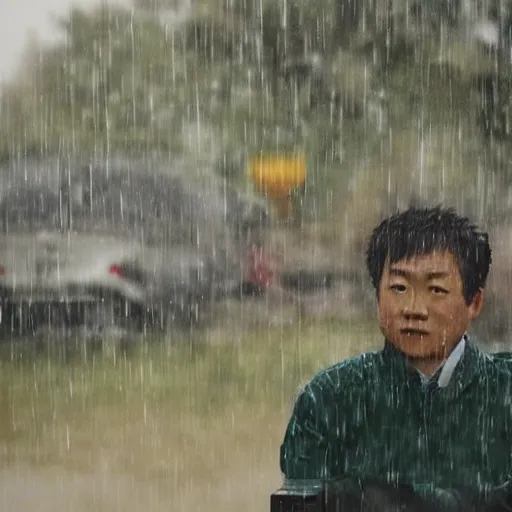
0,0,512,510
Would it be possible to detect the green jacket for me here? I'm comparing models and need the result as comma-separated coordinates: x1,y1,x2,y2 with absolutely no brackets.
280,339,512,506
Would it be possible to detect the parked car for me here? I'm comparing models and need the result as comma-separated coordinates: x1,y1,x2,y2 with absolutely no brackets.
0,155,271,336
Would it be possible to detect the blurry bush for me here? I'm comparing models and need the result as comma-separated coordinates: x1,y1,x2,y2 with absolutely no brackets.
1,0,512,238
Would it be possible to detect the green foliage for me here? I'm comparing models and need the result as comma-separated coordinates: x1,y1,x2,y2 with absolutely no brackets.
1,5,198,156
1,0,509,228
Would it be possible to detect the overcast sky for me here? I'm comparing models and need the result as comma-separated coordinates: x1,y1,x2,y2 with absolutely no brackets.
0,0,131,82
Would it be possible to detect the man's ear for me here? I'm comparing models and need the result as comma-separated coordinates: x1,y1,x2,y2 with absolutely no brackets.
468,288,484,320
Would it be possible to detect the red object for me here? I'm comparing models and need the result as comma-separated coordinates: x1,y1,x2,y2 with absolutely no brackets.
245,245,275,288
109,264,124,278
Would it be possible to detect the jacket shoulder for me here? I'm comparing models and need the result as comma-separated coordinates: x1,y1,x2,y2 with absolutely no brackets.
491,351,512,362
488,351,512,377
305,350,383,397
469,347,512,395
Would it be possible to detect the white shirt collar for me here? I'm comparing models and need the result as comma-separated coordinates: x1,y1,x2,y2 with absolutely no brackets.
417,335,466,388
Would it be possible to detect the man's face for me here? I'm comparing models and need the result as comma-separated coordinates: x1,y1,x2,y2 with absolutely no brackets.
377,250,484,360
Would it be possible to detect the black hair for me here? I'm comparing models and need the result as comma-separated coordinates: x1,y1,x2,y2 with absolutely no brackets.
365,206,492,305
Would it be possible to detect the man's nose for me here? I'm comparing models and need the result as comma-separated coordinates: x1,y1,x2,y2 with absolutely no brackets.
403,292,428,319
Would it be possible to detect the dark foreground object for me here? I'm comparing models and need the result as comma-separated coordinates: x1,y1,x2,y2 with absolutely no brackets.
271,479,512,512
271,481,431,512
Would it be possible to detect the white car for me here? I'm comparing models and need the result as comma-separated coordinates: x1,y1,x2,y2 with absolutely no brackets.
0,156,271,336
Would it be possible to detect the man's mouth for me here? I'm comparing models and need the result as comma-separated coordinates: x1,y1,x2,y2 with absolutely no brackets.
400,328,429,336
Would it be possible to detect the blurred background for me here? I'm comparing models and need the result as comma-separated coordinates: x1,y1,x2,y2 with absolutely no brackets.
1,0,512,510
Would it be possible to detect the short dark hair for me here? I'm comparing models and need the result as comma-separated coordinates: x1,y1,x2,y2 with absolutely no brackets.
365,206,492,305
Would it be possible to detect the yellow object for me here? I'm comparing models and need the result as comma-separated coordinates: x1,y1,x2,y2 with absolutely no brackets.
248,154,307,199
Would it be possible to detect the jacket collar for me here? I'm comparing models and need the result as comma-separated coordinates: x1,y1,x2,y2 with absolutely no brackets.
381,335,488,400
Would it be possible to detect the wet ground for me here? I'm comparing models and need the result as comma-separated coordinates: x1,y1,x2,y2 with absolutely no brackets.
0,319,381,511
0,409,281,512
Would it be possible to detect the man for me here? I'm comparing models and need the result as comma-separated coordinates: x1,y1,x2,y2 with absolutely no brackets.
278,206,512,511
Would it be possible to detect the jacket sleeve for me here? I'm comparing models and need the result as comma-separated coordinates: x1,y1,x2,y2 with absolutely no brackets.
279,384,332,483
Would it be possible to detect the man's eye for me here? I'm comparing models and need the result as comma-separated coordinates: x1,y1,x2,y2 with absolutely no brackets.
431,286,448,295
390,284,406,293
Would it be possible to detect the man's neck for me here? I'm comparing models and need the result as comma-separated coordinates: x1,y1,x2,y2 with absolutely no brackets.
408,357,446,377
407,336,467,380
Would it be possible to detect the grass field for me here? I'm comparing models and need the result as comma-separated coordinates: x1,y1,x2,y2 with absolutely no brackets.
0,319,381,511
